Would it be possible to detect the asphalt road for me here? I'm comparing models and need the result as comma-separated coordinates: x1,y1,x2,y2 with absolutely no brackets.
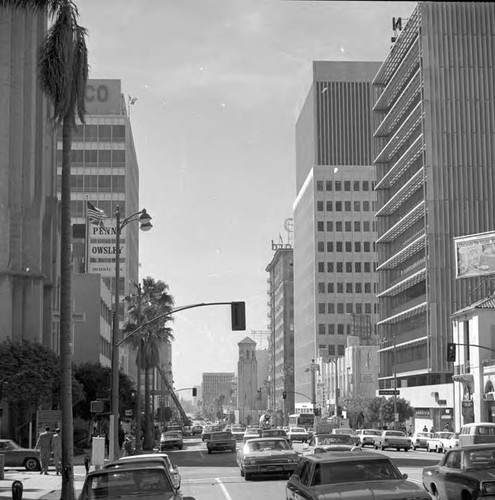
170,437,441,500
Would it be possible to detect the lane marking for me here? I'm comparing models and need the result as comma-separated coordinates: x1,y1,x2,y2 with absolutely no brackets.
215,477,233,500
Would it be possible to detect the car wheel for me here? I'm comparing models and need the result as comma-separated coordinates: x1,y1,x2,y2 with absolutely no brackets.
24,457,40,472
245,473,252,481
437,447,442,453
404,447,409,452
374,444,378,450
381,445,385,451
413,446,417,450
207,449,212,454
432,485,441,500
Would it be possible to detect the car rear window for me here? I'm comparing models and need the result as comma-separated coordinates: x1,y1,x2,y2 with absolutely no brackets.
313,459,401,485
211,432,232,440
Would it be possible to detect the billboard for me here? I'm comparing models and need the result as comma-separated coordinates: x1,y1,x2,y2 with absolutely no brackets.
454,231,495,279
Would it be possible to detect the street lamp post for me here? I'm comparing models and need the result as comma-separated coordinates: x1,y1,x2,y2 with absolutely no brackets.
110,206,152,460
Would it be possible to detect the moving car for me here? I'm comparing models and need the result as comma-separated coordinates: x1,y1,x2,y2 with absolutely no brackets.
242,427,262,444
236,437,300,481
78,465,182,500
118,452,181,489
410,431,433,450
0,439,40,471
373,430,411,451
286,452,430,500
302,433,358,455
287,427,309,443
426,431,459,453
160,431,183,451
356,429,382,448
206,431,236,454
190,424,203,436
231,426,246,441
423,444,495,500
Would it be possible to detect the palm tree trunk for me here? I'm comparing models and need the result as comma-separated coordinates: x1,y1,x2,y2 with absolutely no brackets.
144,366,152,449
60,116,75,499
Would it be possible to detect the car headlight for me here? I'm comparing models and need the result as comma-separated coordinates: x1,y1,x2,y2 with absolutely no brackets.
482,482,495,495
244,458,256,465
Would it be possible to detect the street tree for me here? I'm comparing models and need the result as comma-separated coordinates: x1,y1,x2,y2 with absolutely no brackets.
380,397,414,426
2,1,89,496
124,277,174,450
340,395,375,428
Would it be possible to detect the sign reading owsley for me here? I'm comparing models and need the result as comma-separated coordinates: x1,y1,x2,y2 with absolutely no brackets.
87,221,126,276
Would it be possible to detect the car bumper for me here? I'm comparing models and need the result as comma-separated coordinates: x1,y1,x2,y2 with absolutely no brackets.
208,444,236,451
243,463,298,474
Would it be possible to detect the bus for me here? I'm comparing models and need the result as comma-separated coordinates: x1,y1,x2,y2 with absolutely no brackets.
288,413,315,430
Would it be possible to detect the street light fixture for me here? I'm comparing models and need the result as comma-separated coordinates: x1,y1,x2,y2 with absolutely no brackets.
110,206,153,460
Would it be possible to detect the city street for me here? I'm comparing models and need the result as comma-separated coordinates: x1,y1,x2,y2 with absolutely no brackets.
0,436,440,499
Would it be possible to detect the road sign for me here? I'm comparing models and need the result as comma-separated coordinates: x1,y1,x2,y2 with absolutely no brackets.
379,389,400,396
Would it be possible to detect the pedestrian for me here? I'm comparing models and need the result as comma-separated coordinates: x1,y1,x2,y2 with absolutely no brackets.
423,425,428,432
123,435,133,457
52,428,62,475
35,427,52,475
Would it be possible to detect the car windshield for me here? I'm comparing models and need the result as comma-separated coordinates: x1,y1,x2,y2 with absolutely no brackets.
162,433,180,440
312,459,402,485
386,431,406,437
363,430,381,436
211,432,232,440
317,436,352,445
81,469,173,498
246,440,289,452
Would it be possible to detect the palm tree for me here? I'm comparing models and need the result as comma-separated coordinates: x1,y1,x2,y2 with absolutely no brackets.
124,277,174,450
2,1,88,497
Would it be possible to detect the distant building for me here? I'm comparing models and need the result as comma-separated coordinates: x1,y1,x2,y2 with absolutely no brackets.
372,2,495,430
266,247,295,425
202,372,235,420
237,337,258,425
294,61,380,405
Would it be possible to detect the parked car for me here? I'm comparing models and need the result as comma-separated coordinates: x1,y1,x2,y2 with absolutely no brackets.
160,431,183,451
426,431,459,453
356,429,382,448
236,437,300,481
78,465,182,500
287,427,309,443
118,452,181,489
0,439,40,471
302,433,358,455
373,430,411,451
191,424,203,436
206,431,236,454
459,422,495,447
286,451,430,500
410,431,433,450
231,426,246,441
423,444,495,500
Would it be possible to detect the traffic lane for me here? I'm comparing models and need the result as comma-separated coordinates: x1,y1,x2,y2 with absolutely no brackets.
180,469,287,500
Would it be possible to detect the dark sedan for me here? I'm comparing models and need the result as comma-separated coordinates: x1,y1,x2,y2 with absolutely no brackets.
423,444,495,500
287,452,430,500
206,431,236,454
0,439,40,471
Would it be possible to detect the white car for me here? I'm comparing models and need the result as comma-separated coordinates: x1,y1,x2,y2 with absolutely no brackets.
426,432,459,453
287,427,309,443
356,429,382,448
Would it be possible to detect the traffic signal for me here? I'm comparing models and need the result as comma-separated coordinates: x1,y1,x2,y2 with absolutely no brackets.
282,391,287,399
447,342,456,362
314,408,320,416
231,301,246,331
192,388,197,397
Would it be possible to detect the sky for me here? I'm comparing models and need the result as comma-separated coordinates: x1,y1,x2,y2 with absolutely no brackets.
78,0,416,398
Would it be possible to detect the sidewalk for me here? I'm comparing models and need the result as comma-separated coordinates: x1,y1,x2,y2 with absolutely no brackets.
0,456,90,500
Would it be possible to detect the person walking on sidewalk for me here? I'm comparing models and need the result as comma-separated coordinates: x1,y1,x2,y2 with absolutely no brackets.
52,428,62,475
35,427,52,474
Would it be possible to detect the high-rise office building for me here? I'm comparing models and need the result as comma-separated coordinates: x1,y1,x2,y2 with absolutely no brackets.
202,372,235,420
294,61,381,403
266,246,295,425
373,3,495,430
56,79,143,375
